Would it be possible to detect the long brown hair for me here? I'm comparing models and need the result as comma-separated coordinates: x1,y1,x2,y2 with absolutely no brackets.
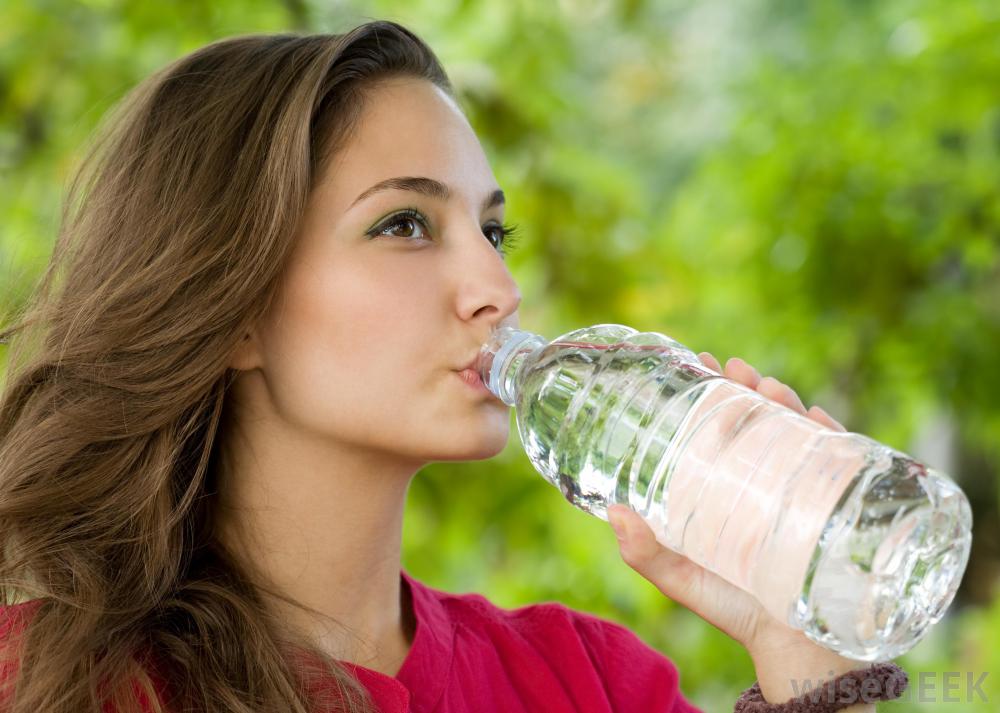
0,21,452,712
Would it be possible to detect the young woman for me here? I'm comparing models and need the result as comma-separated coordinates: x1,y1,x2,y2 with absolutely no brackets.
0,20,905,713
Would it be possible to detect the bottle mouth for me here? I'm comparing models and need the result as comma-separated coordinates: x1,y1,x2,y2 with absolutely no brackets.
478,327,543,405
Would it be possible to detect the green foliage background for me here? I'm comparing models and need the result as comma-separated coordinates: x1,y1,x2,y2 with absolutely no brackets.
2,0,998,709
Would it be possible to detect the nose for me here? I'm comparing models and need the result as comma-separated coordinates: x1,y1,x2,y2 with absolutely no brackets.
454,228,522,329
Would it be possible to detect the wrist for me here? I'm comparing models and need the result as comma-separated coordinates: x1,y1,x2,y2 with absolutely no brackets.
747,628,866,703
735,663,907,712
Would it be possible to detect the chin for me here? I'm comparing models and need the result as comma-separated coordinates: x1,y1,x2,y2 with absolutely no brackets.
432,423,511,462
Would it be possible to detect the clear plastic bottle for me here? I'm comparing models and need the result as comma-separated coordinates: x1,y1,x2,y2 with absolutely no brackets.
477,323,972,661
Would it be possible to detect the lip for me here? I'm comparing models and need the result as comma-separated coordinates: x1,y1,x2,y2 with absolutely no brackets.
457,367,493,396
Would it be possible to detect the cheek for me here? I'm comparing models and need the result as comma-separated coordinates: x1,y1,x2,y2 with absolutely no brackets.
259,262,438,433
336,265,439,382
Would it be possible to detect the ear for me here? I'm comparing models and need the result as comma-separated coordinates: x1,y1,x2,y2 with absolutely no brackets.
228,328,263,371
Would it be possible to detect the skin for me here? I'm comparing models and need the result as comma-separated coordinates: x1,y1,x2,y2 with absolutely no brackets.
220,76,521,675
221,75,874,708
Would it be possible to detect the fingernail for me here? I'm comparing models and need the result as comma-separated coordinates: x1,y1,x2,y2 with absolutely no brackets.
608,511,627,542
696,352,716,371
813,405,848,432
737,359,761,381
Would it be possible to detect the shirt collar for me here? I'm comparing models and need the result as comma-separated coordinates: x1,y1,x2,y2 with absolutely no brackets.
394,567,455,707
339,568,455,712
273,569,455,712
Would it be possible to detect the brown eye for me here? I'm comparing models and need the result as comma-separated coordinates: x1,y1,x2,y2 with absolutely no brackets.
367,208,431,241
485,222,521,255
384,217,423,238
483,225,503,248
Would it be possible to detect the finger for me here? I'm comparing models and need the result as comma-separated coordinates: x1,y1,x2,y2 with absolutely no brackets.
807,404,848,432
724,357,762,389
701,354,845,433
756,376,808,415
608,505,675,566
697,351,723,375
606,504,700,603
607,504,765,646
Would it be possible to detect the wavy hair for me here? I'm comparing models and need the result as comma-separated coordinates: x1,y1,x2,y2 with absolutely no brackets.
0,20,452,713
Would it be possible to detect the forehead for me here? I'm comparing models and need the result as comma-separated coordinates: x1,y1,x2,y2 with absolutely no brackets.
320,77,497,210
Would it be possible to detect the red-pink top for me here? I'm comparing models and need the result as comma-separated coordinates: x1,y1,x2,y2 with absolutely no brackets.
0,570,704,712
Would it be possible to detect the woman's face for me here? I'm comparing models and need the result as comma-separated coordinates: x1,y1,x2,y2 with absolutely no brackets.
235,77,521,464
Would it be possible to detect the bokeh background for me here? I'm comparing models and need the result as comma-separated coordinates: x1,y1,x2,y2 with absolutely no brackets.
2,0,998,710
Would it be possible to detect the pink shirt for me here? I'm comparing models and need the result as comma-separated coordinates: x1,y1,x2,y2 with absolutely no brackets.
1,570,704,712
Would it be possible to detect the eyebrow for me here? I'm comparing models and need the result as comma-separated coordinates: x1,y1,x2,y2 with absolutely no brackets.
349,176,505,214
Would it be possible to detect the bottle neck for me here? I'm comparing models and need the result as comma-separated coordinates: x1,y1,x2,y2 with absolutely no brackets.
478,327,547,406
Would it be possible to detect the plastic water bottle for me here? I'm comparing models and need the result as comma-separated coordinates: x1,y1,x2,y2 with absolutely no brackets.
477,323,972,661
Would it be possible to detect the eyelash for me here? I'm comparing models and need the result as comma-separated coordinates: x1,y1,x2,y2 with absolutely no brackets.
366,207,521,256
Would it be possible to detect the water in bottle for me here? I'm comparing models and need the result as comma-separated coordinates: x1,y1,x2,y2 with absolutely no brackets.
477,323,972,661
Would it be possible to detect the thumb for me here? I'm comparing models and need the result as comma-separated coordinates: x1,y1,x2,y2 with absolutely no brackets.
607,504,687,573
606,505,771,648
606,503,712,616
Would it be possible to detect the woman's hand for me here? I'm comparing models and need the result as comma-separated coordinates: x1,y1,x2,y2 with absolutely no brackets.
606,353,872,706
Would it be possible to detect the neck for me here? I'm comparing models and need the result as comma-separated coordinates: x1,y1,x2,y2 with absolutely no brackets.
213,386,423,673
